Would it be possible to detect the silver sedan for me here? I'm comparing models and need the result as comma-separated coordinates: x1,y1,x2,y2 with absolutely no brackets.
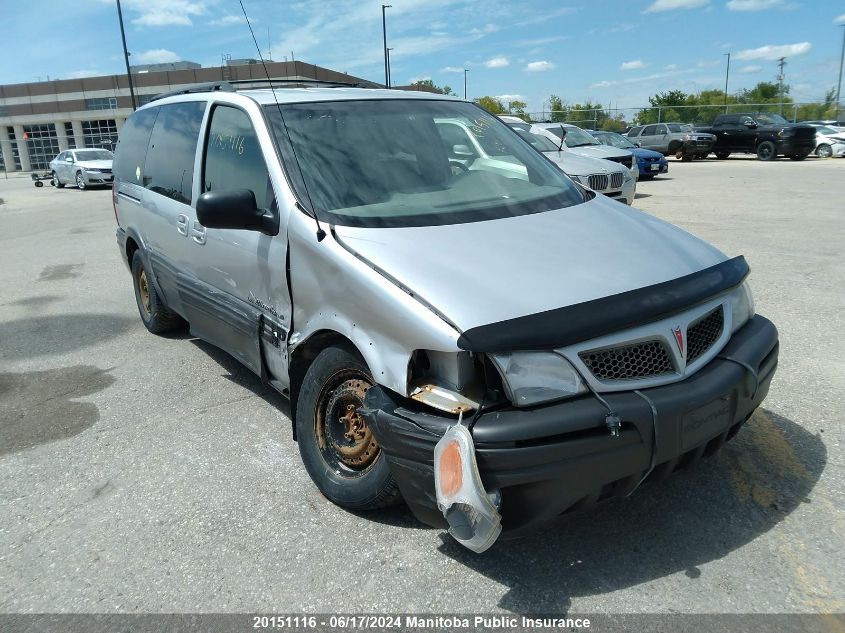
49,149,114,190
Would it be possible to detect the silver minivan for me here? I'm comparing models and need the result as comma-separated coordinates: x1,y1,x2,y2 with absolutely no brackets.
114,83,778,552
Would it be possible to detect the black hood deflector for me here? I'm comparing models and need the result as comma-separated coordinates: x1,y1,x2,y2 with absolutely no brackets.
457,255,749,353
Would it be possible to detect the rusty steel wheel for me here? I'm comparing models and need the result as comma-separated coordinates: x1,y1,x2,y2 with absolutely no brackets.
315,372,381,475
295,344,400,510
137,269,152,317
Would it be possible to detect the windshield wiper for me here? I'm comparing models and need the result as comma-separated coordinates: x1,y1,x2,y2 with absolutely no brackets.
569,143,597,148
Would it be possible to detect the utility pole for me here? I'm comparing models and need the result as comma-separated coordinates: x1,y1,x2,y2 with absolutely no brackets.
723,52,731,113
776,56,787,116
116,0,137,111
381,5,391,88
386,48,393,89
836,25,845,121
463,68,468,99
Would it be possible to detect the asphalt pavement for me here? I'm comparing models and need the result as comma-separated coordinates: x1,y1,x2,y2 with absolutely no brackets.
0,157,843,616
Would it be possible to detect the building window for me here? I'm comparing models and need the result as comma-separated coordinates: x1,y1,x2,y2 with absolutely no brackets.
85,97,118,111
24,124,60,171
82,119,118,150
64,122,77,149
138,94,156,107
0,105,8,117
7,126,21,170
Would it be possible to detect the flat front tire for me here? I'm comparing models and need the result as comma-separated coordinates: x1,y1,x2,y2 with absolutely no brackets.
295,344,401,511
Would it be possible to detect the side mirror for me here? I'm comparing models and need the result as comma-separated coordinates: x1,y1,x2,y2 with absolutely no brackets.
635,141,642,147
196,189,279,236
744,121,757,129
65,156,74,163
452,144,474,157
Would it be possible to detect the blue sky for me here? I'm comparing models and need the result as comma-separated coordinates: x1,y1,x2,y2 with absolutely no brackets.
3,0,844,114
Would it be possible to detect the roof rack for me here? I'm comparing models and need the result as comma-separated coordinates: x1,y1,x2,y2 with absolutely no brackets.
149,77,381,102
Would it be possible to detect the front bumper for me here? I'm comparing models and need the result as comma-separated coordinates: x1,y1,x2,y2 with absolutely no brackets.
682,139,714,155
638,159,669,176
82,170,114,185
363,315,778,538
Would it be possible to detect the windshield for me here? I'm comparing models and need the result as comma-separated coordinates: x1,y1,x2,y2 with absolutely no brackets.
755,113,788,125
505,124,562,152
816,126,837,135
74,149,113,161
543,126,600,148
267,100,583,228
593,132,636,149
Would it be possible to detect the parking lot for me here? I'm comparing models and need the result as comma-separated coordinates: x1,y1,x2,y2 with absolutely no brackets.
1,157,844,615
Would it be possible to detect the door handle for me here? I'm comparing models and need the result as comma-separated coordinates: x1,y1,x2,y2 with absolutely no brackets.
176,214,189,236
190,221,206,245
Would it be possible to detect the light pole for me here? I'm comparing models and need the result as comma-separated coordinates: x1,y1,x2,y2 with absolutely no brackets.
836,25,845,121
116,0,137,111
386,48,393,89
381,5,391,88
463,68,468,99
723,52,731,113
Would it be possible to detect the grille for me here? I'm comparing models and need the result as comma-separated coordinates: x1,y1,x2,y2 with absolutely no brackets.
610,172,623,188
579,340,674,381
686,306,724,363
588,174,609,190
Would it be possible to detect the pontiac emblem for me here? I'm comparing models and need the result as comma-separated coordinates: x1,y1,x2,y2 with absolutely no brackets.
672,326,685,356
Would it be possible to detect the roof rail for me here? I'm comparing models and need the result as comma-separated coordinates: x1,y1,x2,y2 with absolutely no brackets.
227,78,381,89
149,81,235,102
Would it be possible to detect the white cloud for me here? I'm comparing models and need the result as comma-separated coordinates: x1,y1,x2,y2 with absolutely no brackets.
697,59,721,67
134,49,181,64
665,63,678,70
590,80,617,89
441,66,465,73
484,56,509,68
835,13,845,24
66,69,101,79
470,24,499,36
739,64,762,73
123,0,206,26
726,0,784,10
644,0,709,13
408,75,431,84
209,14,247,26
517,7,577,26
524,60,555,72
496,94,525,102
735,42,811,60
620,59,646,70
514,35,569,47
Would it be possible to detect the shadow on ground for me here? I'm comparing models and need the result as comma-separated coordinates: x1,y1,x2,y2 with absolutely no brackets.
0,314,135,360
437,409,824,614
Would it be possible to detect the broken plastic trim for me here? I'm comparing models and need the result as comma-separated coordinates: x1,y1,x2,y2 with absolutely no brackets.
434,424,502,553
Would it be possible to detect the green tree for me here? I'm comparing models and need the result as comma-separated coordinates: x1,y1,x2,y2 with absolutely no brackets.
548,94,567,122
409,79,454,95
473,96,507,115
507,99,528,120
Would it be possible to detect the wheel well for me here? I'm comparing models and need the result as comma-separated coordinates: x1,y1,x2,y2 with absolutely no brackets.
668,140,682,153
125,237,139,268
288,330,360,440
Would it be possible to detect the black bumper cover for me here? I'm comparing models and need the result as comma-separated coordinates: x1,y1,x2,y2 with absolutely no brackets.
363,315,778,538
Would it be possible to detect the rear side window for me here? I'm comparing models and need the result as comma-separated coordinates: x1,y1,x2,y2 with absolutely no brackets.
143,101,206,204
642,125,658,135
202,105,272,209
114,107,158,184
627,127,642,137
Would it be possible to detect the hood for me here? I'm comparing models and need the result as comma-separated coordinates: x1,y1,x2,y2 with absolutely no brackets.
77,159,113,169
333,195,726,333
566,145,631,161
631,147,665,160
541,150,626,177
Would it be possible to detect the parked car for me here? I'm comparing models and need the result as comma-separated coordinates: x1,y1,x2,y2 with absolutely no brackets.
526,121,637,176
49,148,114,189
589,130,668,179
114,83,778,553
696,113,816,161
808,124,845,158
625,123,714,160
494,119,635,203
803,120,845,133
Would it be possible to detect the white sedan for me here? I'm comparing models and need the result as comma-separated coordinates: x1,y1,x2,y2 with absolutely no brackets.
810,125,845,158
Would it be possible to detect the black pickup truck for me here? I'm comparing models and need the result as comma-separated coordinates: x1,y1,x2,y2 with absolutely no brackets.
697,112,816,161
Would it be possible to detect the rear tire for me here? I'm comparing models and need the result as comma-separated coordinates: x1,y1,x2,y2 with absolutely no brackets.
295,344,401,511
816,144,832,158
131,252,181,334
756,141,777,161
